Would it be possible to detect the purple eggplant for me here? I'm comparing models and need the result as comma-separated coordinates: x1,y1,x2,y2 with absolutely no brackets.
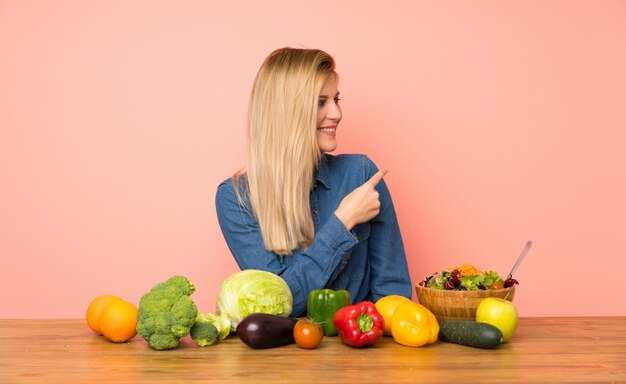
236,313,297,349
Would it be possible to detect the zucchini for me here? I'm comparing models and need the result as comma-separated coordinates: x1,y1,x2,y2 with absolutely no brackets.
439,320,503,349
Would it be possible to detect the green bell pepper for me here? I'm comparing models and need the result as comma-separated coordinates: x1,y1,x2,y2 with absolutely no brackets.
306,289,352,336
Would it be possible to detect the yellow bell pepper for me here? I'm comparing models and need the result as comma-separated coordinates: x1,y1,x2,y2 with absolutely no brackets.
390,301,439,347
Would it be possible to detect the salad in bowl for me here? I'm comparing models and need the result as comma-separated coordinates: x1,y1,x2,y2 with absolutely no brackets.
423,263,519,291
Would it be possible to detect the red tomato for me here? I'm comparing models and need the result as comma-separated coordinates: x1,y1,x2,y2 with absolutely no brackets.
293,318,324,349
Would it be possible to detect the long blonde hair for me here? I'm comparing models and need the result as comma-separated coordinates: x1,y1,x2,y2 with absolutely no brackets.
234,47,336,255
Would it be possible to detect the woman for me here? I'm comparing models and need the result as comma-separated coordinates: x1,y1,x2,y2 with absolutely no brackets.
216,47,411,317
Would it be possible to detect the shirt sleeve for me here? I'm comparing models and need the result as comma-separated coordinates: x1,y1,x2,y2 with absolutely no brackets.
215,180,359,317
363,156,413,301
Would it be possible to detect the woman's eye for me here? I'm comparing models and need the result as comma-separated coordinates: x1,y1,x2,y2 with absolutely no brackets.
334,97,341,104
318,99,326,107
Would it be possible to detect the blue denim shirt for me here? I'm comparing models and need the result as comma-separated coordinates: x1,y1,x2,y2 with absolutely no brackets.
215,154,412,317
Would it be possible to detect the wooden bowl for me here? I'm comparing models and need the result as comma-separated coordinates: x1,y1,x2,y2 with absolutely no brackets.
415,281,516,323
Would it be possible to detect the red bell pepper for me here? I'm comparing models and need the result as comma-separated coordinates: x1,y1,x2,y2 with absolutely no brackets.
332,301,384,348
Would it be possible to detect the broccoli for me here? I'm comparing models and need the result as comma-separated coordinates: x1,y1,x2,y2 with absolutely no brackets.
136,275,199,350
190,319,219,346
198,312,231,341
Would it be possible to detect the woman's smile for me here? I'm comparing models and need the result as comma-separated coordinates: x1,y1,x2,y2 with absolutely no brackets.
318,125,337,135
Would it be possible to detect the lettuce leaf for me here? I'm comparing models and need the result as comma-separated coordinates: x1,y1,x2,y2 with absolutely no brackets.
426,272,448,290
482,270,503,289
460,275,484,290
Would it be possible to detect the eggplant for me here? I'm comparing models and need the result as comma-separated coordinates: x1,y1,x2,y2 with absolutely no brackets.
236,313,297,349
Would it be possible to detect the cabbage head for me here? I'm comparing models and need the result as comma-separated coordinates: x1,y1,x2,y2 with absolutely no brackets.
216,269,293,330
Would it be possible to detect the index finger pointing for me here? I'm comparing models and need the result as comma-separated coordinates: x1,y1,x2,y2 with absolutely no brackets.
366,168,388,187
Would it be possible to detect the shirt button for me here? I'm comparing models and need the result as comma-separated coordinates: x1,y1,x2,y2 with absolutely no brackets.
312,208,318,215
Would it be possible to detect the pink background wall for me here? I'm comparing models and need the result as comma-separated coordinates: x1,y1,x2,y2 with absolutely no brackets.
1,1,625,318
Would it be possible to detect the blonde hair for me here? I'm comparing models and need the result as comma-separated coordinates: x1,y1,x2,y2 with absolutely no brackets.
234,47,336,255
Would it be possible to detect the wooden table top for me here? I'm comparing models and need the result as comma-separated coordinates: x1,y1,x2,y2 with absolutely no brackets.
1,317,625,383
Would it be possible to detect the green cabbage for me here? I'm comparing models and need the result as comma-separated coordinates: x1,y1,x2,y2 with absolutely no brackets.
216,269,293,330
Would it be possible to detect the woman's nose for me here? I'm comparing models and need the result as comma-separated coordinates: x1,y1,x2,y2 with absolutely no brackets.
327,103,342,121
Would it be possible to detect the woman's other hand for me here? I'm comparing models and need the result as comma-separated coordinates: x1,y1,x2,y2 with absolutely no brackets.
334,168,388,231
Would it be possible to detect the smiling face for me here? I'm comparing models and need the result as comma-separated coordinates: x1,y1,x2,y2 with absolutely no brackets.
316,74,342,153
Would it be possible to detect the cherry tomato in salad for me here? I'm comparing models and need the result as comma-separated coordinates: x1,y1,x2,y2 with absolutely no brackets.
293,318,324,349
489,281,504,290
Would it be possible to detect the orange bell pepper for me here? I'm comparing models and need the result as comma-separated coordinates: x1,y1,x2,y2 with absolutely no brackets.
390,301,439,347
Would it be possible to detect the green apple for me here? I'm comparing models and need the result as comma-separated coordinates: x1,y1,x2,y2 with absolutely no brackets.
476,298,519,342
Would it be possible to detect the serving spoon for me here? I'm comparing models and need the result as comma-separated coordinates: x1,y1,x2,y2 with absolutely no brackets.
507,240,533,280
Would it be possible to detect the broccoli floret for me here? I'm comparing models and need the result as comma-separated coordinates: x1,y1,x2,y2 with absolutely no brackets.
190,312,231,346
197,312,231,341
190,319,219,347
136,275,199,350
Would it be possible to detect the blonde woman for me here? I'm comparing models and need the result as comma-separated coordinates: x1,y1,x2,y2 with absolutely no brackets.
216,47,411,316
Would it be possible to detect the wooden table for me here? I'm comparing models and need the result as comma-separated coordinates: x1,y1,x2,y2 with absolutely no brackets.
1,317,625,383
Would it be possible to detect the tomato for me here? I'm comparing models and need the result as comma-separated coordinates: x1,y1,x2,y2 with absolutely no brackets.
489,281,504,290
293,318,324,349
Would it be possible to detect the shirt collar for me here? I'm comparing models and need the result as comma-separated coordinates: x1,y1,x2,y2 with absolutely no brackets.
315,154,331,189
